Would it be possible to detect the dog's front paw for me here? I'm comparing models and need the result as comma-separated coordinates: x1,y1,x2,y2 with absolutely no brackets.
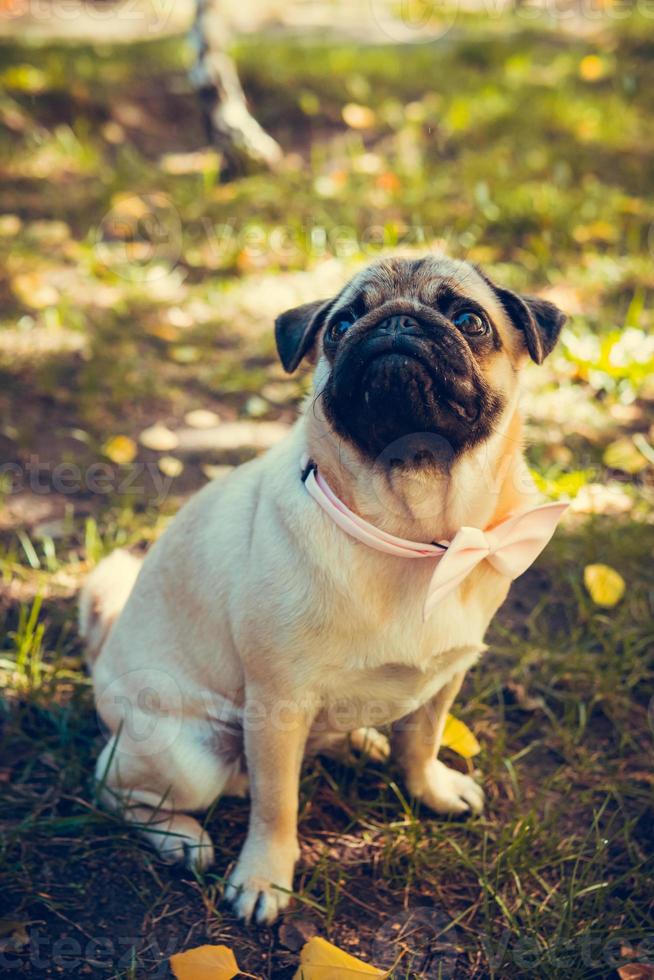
225,837,299,925
411,758,484,816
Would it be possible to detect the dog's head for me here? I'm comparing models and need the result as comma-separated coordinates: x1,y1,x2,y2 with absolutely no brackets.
275,256,565,465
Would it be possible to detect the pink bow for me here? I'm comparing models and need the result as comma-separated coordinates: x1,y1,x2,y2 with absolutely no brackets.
303,461,568,621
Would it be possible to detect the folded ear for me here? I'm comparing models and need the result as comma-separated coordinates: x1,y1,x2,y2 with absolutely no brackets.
274,298,333,373
490,286,567,364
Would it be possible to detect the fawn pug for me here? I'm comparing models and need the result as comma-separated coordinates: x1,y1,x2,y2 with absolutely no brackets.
80,255,566,924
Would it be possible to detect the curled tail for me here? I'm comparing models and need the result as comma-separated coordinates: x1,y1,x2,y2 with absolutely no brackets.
79,549,142,665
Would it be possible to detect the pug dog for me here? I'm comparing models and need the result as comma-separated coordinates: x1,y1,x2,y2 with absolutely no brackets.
80,255,566,925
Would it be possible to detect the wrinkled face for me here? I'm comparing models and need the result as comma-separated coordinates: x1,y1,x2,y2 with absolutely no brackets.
321,258,509,461
275,256,565,465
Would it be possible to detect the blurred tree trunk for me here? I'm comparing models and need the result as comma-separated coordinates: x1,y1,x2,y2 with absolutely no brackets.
189,0,282,173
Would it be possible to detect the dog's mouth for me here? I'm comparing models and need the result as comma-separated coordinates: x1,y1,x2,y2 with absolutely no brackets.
323,331,499,463
363,349,480,423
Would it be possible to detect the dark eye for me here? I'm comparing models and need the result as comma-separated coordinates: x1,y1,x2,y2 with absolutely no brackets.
328,309,357,342
453,310,488,336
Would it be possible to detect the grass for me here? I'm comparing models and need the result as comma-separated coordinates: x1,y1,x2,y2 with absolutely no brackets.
0,8,653,978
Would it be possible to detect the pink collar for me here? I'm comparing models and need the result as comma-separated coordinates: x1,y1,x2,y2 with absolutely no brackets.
302,458,568,620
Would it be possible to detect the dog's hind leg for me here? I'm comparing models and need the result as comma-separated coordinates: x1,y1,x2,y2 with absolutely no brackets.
113,796,216,870
95,721,239,870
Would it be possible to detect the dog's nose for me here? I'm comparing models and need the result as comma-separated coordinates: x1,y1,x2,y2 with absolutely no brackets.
377,315,421,336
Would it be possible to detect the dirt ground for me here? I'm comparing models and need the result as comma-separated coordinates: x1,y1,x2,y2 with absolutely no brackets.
1,4,653,978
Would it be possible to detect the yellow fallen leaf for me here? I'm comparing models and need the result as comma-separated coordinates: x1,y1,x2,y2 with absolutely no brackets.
170,944,239,980
602,437,648,475
103,435,137,465
0,214,22,236
101,120,126,144
579,54,608,81
294,937,387,979
352,152,383,175
584,564,625,608
139,423,179,452
2,64,47,93
572,220,617,244
108,192,150,220
570,483,632,516
342,103,376,129
158,455,183,477
314,173,347,198
184,409,221,429
11,271,59,309
170,345,201,364
375,172,401,193
26,220,70,246
441,714,481,759
161,149,221,175
145,321,180,342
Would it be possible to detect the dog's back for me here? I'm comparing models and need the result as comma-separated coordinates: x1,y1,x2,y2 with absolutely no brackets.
78,549,142,665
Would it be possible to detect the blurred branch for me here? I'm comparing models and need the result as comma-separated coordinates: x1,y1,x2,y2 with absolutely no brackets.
189,0,282,174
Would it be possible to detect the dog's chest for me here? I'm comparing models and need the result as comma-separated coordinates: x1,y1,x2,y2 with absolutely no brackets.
300,553,504,728
315,642,482,730
308,596,486,729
